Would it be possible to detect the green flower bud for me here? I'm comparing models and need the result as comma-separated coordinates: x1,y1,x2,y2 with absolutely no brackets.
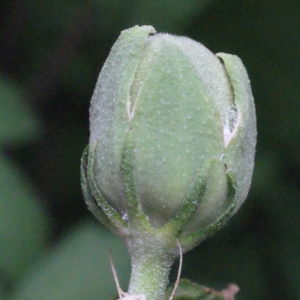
81,25,256,299
82,24,256,233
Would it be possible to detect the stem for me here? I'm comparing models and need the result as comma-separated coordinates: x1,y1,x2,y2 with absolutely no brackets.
128,240,175,300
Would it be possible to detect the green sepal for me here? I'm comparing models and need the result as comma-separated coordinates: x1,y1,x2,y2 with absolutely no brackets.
82,144,127,235
121,129,152,231
81,146,118,234
165,279,231,300
180,168,237,251
217,52,256,214
161,159,212,237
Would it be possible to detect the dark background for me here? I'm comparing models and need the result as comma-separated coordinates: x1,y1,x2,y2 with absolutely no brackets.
1,1,300,299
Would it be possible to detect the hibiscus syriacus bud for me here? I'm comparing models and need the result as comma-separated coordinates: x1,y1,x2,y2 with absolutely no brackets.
81,25,256,300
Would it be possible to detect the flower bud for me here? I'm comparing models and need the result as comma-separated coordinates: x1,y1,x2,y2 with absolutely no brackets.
81,25,256,252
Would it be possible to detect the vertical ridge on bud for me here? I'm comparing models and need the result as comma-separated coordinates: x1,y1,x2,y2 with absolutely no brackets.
90,25,156,214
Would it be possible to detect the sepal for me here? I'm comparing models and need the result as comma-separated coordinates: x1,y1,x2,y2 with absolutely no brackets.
81,145,127,236
179,168,237,252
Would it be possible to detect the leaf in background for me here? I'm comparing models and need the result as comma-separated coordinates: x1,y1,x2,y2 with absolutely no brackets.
10,220,131,300
165,279,238,300
0,75,40,144
0,153,49,282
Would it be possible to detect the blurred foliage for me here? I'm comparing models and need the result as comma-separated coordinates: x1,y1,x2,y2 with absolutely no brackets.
0,0,299,299
10,220,130,300
0,76,48,298
0,77,40,144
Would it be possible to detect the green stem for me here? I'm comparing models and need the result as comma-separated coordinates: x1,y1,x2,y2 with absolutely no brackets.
128,240,175,300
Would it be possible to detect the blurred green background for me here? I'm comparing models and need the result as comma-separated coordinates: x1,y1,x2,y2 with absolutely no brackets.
1,1,299,299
